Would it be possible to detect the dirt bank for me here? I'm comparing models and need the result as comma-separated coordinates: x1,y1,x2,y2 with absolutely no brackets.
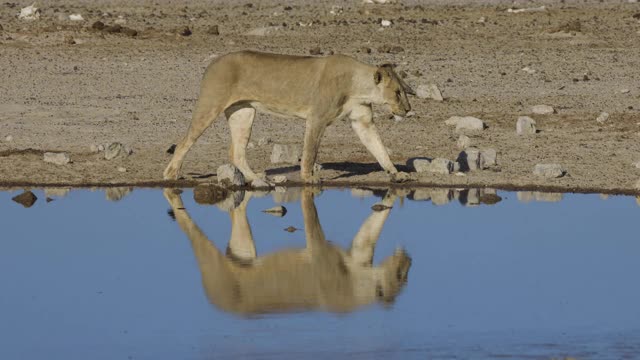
1,1,639,194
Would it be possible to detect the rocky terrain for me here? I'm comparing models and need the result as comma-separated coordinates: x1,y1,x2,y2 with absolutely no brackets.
1,0,640,195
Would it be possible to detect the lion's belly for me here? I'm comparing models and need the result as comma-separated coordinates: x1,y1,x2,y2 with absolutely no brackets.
250,101,309,119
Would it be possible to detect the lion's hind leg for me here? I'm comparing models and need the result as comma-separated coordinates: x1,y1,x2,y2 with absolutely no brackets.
225,104,262,183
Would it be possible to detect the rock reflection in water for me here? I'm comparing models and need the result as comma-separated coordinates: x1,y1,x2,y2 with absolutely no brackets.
105,187,133,202
517,191,563,203
164,188,411,315
407,187,501,207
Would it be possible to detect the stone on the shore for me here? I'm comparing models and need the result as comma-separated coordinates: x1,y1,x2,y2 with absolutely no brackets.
445,116,485,132
270,144,300,164
12,191,37,208
531,104,555,115
44,152,70,165
457,135,471,149
516,116,537,135
262,205,287,217
193,184,228,205
457,148,484,171
407,158,432,172
18,5,40,21
217,164,245,187
272,175,288,184
257,137,271,146
596,112,610,124
104,142,131,160
533,164,566,178
429,158,455,174
251,178,270,188
481,148,497,167
5,135,13,142
117,167,127,172
416,84,443,101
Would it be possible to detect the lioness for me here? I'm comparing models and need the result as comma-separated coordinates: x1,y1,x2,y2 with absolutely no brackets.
163,50,415,185
164,188,411,314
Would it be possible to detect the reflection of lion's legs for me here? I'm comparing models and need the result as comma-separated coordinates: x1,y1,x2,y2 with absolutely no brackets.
350,106,398,175
164,99,225,180
301,189,328,252
301,120,327,183
225,105,260,182
227,191,256,262
349,193,397,266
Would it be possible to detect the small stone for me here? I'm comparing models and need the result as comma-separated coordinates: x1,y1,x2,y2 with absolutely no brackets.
122,27,137,37
633,161,640,169
92,21,105,30
480,149,497,167
117,167,127,173
516,116,537,135
429,158,454,174
456,148,484,171
207,25,220,35
381,19,392,27
166,144,176,154
371,204,392,211
457,135,471,149
44,152,70,165
262,205,287,217
90,144,99,153
309,47,322,55
270,143,300,164
217,164,245,187
12,191,38,208
480,193,502,205
272,175,288,184
621,89,631,94
596,112,610,124
18,5,40,21
445,116,485,132
257,137,271,146
416,84,443,101
98,144,105,151
69,14,84,21
533,164,566,178
5,135,13,142
104,142,128,160
521,66,536,74
284,226,298,233
407,158,432,172
178,26,192,36
531,105,555,115
64,34,76,45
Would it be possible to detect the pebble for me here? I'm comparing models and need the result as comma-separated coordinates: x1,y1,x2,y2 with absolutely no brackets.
5,135,13,142
457,135,471,149
445,116,486,132
621,89,631,94
633,161,640,169
516,116,537,135
104,142,131,160
44,152,70,165
12,191,37,208
406,158,432,173
207,25,220,35
270,143,300,164
533,164,566,178
381,20,392,27
272,175,288,184
217,164,245,187
257,137,271,146
262,205,287,217
371,204,392,211
91,21,105,30
117,167,127,173
309,47,322,55
416,84,443,101
531,105,555,115
521,66,536,74
98,144,105,151
69,14,84,21
178,26,192,36
90,144,99,153
166,144,176,154
596,112,610,124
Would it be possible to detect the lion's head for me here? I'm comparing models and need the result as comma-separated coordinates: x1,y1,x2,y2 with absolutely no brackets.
374,64,415,117
375,248,412,306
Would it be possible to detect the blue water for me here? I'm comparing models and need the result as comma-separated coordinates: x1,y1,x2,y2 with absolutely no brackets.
1,187,639,360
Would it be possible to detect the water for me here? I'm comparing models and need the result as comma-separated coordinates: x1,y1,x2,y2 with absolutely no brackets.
1,187,639,360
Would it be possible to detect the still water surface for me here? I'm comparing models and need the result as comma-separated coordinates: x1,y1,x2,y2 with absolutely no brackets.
1,187,639,360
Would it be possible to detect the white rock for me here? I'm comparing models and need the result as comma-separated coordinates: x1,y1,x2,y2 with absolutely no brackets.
393,114,405,122
44,152,70,165
18,5,40,21
455,117,485,132
457,135,471,149
114,18,127,25
621,89,631,94
516,116,537,135
245,26,280,36
633,161,640,169
445,116,464,126
5,135,13,142
521,66,536,74
478,16,486,23
251,178,270,188
428,158,454,174
481,148,497,167
363,0,392,3
257,137,271,146
596,112,610,124
262,205,287,217
270,143,300,164
271,175,288,184
416,84,443,101
407,158,432,172
217,164,245,187
68,14,84,21
531,105,555,115
381,20,392,27
533,164,566,178
98,144,105,151
117,167,127,173
507,6,546,13
457,148,484,171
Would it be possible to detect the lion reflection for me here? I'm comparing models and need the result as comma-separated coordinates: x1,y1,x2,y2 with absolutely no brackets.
163,188,411,315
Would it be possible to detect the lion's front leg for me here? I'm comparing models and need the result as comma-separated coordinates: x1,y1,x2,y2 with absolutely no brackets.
300,120,327,184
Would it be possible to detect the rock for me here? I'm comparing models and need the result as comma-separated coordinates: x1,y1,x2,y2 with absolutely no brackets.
207,25,220,35
5,135,13,142
531,105,555,115
193,184,228,205
257,137,271,146
251,178,270,188
633,161,640,169
98,144,105,151
507,6,547,13
428,158,454,174
381,20,392,27
447,116,486,132
92,21,105,30
69,14,84,21
217,164,245,187
262,205,287,217
64,35,76,45
457,148,484,171
457,135,471,149
117,167,127,173
166,144,176,154
480,193,502,205
18,5,40,21
178,26,192,36
533,164,566,178
270,144,300,164
516,116,537,135
284,226,299,233
44,152,70,165
122,28,138,37
114,17,127,25
309,47,322,55
12,191,37,208
272,175,288,184
371,204,392,211
90,144,99,153
407,157,432,172
596,112,610,124
104,25,122,33
391,171,412,183
104,142,131,160
621,89,631,94
416,84,443,101
245,26,280,36
481,148,497,167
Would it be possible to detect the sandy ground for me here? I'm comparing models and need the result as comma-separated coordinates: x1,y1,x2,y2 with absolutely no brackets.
1,0,640,194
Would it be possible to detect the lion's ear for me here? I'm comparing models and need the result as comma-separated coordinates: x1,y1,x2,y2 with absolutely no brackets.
374,70,383,84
